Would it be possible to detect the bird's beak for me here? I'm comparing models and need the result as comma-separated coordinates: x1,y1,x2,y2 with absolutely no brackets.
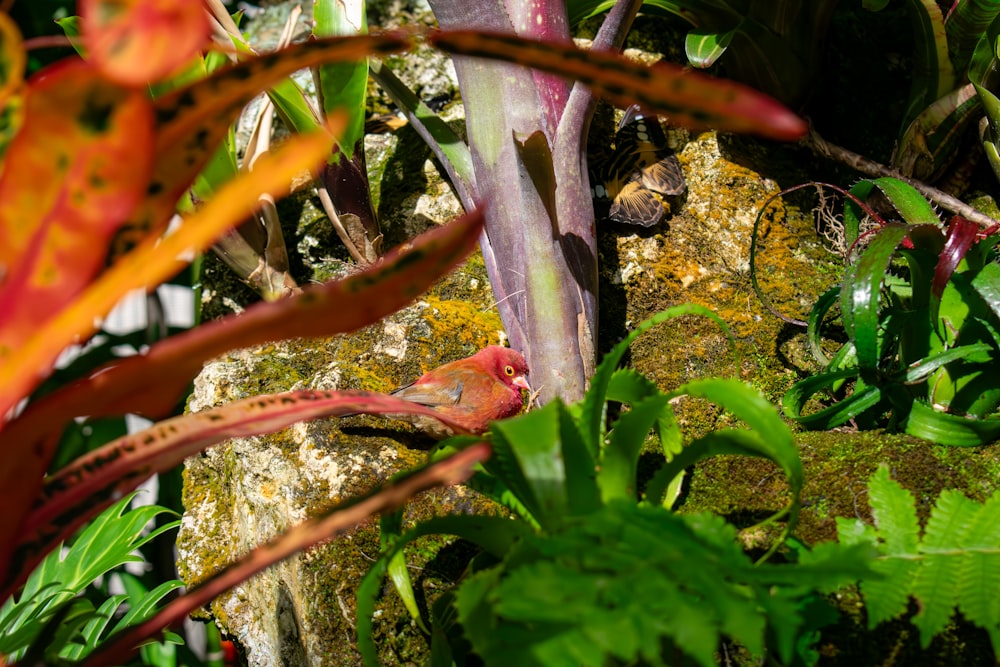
513,376,531,392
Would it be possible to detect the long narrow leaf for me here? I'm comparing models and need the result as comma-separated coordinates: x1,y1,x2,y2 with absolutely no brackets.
783,368,885,429
842,223,911,373
85,444,491,667
428,30,806,140
314,0,369,155
8,390,474,595
599,394,671,503
580,304,732,457
0,206,484,582
648,380,801,532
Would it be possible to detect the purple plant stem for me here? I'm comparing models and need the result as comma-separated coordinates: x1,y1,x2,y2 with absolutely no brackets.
427,0,644,402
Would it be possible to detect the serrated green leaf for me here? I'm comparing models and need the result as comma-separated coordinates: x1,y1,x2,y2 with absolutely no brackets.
910,490,978,645
837,464,1000,651
875,178,942,226
869,466,920,554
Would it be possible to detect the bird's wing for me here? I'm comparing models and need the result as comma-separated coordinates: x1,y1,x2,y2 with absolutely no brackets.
390,375,466,408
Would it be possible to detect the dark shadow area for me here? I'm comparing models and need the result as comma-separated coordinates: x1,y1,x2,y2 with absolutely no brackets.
376,125,434,248
276,581,308,667
337,423,439,451
595,227,630,360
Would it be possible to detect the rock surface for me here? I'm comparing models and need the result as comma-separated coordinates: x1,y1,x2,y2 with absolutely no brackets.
176,5,1000,666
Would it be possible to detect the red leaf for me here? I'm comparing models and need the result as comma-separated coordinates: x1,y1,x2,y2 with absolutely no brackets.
6,389,476,594
81,0,211,85
0,207,482,580
0,59,153,358
83,444,491,667
429,30,806,141
932,215,979,300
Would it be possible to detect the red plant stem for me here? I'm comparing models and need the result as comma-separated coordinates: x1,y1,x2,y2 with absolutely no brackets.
22,35,72,51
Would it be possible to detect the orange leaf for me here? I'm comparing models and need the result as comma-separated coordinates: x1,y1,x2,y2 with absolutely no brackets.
0,117,340,427
0,59,153,361
0,12,25,107
81,0,211,86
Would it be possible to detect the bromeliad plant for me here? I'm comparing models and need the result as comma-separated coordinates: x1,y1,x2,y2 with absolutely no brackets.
358,308,874,666
384,0,806,404
0,1,496,661
772,177,1000,446
0,0,811,662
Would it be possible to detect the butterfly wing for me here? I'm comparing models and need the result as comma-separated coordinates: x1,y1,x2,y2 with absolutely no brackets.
597,106,686,226
640,154,685,196
608,178,665,227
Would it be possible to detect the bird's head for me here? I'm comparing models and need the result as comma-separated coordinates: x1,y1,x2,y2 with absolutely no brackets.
480,345,531,393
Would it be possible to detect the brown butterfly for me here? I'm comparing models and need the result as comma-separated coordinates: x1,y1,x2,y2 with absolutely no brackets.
590,106,686,227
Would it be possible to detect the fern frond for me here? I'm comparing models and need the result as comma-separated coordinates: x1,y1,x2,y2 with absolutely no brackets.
956,493,1000,651
911,490,980,645
842,464,1000,653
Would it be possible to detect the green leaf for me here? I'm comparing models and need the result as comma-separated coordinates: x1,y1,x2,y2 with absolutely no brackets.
357,514,530,667
488,398,602,525
841,222,911,372
314,0,369,156
684,28,734,67
580,304,732,457
904,399,1000,445
453,502,870,667
852,466,921,627
840,465,1000,653
900,0,955,132
599,394,671,503
875,178,943,226
783,369,886,429
379,511,427,633
843,180,876,252
369,59,476,202
0,493,178,661
910,490,977,645
806,286,842,365
946,0,1000,77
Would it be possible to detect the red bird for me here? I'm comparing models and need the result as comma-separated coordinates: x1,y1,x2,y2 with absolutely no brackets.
389,345,531,438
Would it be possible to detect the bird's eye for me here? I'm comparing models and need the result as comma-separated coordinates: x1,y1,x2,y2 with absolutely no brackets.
504,365,515,377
